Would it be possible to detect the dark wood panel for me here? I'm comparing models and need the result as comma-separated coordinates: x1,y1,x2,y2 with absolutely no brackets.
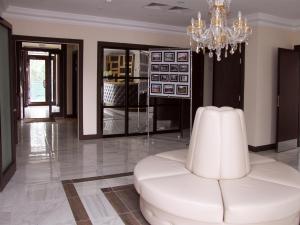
0,18,16,191
213,44,245,109
277,48,300,143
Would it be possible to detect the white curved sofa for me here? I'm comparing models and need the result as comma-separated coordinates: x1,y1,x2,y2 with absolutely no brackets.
134,107,300,225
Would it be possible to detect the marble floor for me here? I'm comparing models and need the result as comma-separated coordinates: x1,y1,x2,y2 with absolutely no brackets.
0,119,300,225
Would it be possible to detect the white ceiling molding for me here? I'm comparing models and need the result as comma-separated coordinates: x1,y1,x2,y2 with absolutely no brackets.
3,6,300,33
3,6,186,34
247,13,300,31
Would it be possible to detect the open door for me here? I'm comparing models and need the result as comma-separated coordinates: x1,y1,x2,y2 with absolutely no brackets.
277,48,300,152
213,45,245,109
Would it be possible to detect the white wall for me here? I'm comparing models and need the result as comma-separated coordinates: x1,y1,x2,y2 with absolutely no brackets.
244,25,295,146
4,15,188,135
5,13,299,146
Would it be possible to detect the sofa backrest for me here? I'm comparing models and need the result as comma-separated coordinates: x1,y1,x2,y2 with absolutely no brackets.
186,107,250,179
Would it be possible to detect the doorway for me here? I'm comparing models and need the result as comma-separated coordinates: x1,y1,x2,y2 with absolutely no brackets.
202,44,245,109
13,36,84,139
21,48,64,119
98,42,183,137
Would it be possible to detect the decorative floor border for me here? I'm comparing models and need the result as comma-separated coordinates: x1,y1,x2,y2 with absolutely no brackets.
102,184,149,225
61,172,133,225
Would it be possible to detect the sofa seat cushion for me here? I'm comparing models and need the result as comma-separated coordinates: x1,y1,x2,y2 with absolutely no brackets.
249,161,300,189
220,177,300,224
249,152,275,165
156,149,188,163
134,156,189,193
140,174,224,223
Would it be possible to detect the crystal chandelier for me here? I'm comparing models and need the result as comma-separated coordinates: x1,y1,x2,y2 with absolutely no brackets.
187,0,252,61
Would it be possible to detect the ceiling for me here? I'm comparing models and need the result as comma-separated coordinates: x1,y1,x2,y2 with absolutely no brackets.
3,0,300,27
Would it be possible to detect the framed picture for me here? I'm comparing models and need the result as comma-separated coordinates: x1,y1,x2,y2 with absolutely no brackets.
164,52,175,62
160,74,169,82
179,74,189,83
151,84,162,94
160,64,169,72
163,84,175,94
177,52,189,62
151,52,162,62
151,74,160,81
179,64,189,72
151,64,160,72
170,64,179,72
170,74,178,82
177,85,189,95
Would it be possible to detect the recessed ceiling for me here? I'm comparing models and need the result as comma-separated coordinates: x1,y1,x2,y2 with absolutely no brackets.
4,0,300,27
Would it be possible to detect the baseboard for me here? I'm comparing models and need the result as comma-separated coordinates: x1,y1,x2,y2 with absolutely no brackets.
79,134,101,140
65,114,77,118
248,144,276,152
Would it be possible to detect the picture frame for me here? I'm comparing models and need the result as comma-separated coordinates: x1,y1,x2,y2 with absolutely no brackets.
151,83,162,94
163,84,175,94
151,74,160,81
160,64,169,72
176,85,189,95
177,52,189,62
170,74,178,82
164,52,175,62
151,64,160,72
151,52,162,62
179,74,189,83
170,64,179,72
160,74,169,82
179,64,189,72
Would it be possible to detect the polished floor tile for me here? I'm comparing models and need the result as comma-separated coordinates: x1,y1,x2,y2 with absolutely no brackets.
1,119,300,225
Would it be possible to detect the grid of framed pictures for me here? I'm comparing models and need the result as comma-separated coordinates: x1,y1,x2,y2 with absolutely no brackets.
149,49,191,98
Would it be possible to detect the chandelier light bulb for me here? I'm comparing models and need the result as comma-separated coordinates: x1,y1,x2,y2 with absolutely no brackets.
198,12,201,21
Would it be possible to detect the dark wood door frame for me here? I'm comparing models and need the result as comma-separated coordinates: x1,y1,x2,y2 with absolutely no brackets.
212,44,245,109
0,17,16,191
97,41,198,138
12,35,85,139
276,48,300,151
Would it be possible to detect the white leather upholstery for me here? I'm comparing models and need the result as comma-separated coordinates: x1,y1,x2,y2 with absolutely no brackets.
134,155,189,193
134,107,300,225
220,177,300,224
156,149,188,163
140,173,224,223
157,150,276,166
186,107,250,179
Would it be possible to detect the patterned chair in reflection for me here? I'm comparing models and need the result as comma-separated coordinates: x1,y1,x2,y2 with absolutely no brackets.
103,81,147,106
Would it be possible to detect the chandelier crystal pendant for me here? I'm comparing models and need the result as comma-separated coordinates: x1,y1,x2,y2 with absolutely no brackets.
187,0,252,61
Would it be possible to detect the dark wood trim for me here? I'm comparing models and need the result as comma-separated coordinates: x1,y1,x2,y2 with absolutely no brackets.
12,35,85,139
294,46,300,147
97,41,184,138
79,134,101,140
248,144,276,152
0,17,12,30
0,18,16,191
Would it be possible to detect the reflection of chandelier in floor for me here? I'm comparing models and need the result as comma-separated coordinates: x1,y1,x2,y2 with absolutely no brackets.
187,0,252,61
